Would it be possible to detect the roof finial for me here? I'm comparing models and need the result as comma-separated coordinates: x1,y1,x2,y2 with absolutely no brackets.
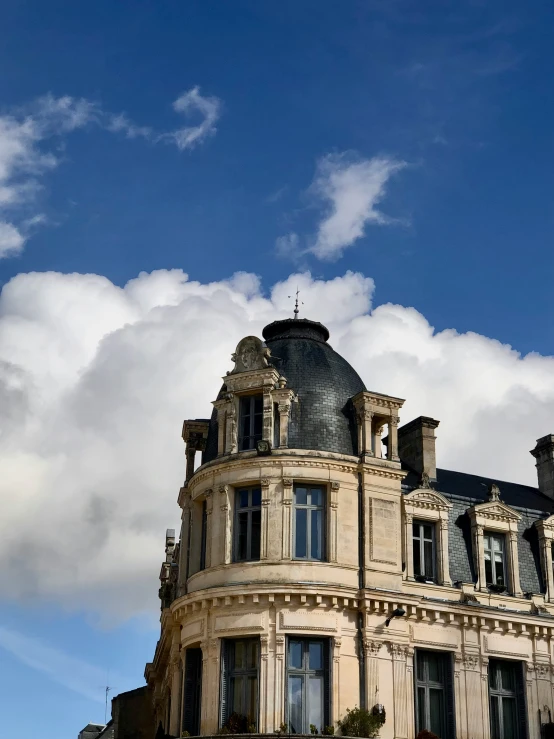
288,286,303,319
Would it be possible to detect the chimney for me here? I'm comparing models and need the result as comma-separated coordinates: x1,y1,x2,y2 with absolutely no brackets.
531,435,554,499
397,416,440,480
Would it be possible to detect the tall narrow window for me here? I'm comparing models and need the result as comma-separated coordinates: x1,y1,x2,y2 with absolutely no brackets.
489,660,526,739
234,487,261,562
484,532,506,590
220,639,259,731
239,395,263,451
415,650,455,739
293,486,325,561
199,499,207,571
182,647,202,737
413,521,436,582
287,638,330,734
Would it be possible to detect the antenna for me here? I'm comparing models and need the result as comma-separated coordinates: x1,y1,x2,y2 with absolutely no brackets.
287,287,304,319
104,669,114,724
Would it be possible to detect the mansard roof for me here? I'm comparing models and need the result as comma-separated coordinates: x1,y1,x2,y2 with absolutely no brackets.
404,467,554,595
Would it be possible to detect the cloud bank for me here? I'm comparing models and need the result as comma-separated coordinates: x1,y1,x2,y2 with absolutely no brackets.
1,268,553,620
0,88,221,257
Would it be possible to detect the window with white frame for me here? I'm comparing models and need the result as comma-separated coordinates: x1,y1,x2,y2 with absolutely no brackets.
234,487,261,562
413,520,436,582
293,485,325,561
484,532,507,590
238,395,263,451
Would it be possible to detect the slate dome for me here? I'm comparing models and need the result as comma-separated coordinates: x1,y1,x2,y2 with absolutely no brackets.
203,318,366,462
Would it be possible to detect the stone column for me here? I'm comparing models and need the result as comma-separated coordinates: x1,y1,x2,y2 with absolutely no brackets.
275,635,286,729
404,513,414,581
332,637,342,728
282,478,293,560
219,484,231,564
543,538,554,601
259,635,270,732
199,639,211,734
473,524,486,591
526,663,540,739
278,402,291,448
226,397,237,454
508,530,523,596
214,399,227,456
388,414,400,462
205,489,213,568
261,478,271,560
364,640,381,710
479,657,491,739
439,519,452,586
453,654,465,739
390,644,409,739
405,648,416,739
329,482,339,563
169,649,182,737
362,410,374,456
263,385,273,442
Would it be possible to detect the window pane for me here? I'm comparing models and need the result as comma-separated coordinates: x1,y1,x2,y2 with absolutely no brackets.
493,536,503,553
237,512,248,561
247,640,259,669
423,524,434,540
414,536,422,577
310,488,322,507
485,556,493,585
295,488,307,505
494,559,505,586
308,676,324,731
247,676,258,726
308,642,323,670
311,509,322,560
295,508,307,558
253,413,262,438
417,687,426,731
484,534,491,551
289,641,303,669
234,641,246,670
239,490,249,508
413,522,420,539
429,689,444,738
251,488,261,507
254,396,263,414
250,510,261,560
499,663,515,692
424,540,434,579
288,676,303,734
231,675,245,716
427,652,441,683
502,697,516,739
490,696,500,739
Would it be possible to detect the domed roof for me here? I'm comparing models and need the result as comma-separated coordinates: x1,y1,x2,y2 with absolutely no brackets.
202,318,366,462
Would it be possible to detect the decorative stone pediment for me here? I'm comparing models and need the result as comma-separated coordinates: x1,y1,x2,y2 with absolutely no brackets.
404,488,452,512
230,335,271,374
537,513,554,533
470,500,521,523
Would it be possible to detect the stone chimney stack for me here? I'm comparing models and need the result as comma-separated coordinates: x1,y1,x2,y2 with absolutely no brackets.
531,435,554,499
398,416,440,481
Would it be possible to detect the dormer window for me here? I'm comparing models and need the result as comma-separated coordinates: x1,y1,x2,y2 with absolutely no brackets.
484,532,506,590
412,521,436,582
239,395,263,451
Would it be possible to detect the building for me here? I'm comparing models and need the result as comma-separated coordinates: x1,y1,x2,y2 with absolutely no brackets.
142,316,554,739
78,723,114,739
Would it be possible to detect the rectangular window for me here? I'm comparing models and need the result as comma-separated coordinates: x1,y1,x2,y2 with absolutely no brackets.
182,647,202,737
287,638,330,734
413,520,436,581
220,639,259,731
414,650,455,739
239,395,263,451
293,486,325,561
484,532,507,589
489,660,526,739
234,487,262,562
199,499,207,571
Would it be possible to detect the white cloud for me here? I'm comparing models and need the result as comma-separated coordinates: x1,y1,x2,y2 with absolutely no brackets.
309,153,406,260
0,88,221,258
161,86,222,151
277,153,406,262
1,267,554,621
0,624,131,702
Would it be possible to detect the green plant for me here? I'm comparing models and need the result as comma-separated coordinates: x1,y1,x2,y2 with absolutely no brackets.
181,732,191,738
310,724,319,735
415,731,439,739
322,726,335,735
219,712,249,734
337,706,386,738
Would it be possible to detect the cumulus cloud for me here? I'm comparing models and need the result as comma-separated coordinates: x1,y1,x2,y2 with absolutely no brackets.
161,86,222,151
0,88,221,258
1,267,554,621
277,153,406,262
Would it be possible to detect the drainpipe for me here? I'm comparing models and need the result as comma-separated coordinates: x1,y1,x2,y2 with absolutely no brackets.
357,471,366,709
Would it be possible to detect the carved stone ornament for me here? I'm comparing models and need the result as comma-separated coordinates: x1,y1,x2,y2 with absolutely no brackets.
488,483,501,502
230,336,271,373
420,472,431,489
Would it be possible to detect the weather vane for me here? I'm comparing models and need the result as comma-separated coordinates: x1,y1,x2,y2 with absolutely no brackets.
288,286,304,319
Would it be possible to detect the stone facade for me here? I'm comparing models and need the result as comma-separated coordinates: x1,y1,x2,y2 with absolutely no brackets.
141,318,554,739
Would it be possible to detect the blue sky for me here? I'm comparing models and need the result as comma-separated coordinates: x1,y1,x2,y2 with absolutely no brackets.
1,1,554,737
